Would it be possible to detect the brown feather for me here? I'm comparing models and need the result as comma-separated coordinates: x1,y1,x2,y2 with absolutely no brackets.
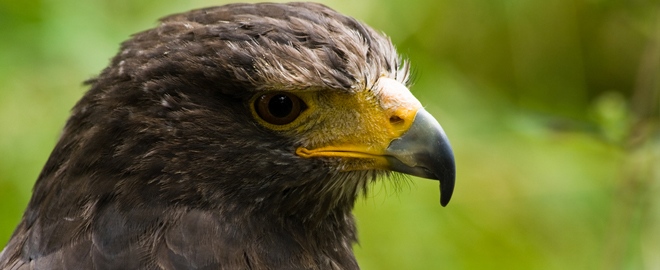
0,3,407,269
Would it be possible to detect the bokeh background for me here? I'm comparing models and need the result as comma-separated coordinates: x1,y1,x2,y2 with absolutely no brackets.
1,0,658,269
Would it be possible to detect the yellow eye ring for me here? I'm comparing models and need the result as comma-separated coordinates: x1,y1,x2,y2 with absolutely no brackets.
254,92,307,125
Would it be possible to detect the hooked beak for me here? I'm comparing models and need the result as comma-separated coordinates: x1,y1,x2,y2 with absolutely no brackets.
385,109,455,206
295,78,455,206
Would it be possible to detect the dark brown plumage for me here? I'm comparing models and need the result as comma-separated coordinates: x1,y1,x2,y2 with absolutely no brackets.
0,2,455,269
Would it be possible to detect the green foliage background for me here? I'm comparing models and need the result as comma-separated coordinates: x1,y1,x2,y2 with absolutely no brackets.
1,0,658,269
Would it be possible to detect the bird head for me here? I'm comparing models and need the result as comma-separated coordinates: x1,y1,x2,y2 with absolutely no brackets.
54,3,454,222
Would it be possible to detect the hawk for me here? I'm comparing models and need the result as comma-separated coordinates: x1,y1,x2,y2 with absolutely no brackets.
0,2,455,269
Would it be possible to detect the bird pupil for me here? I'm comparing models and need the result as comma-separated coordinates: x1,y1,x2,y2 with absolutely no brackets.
268,95,293,118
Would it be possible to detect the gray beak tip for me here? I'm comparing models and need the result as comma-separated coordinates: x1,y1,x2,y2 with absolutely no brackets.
385,109,456,206
439,163,455,207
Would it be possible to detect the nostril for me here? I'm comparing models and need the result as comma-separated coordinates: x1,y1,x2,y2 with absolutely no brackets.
389,115,404,125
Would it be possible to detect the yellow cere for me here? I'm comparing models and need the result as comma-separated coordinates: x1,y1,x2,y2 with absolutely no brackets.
295,77,423,171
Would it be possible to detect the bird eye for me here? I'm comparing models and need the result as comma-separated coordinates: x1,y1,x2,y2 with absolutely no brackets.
254,92,307,125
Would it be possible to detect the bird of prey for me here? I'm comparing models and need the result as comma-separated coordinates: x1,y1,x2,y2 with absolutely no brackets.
0,2,455,269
